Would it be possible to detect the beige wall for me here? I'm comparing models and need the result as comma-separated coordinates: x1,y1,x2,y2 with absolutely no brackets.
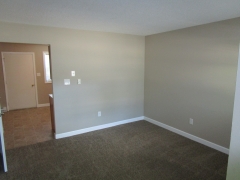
227,43,240,179
0,44,4,106
0,21,145,134
0,43,52,107
145,17,240,148
1,18,238,150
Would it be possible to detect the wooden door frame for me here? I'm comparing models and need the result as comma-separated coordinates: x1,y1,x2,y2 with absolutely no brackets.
1,52,38,111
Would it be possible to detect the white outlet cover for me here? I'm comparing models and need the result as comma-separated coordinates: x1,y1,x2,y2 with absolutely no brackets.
64,79,70,85
189,118,193,125
98,111,101,117
71,71,75,76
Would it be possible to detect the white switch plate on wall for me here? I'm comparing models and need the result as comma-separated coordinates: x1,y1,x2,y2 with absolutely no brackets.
64,79,70,85
98,111,101,117
71,71,75,76
78,79,81,84
189,118,193,125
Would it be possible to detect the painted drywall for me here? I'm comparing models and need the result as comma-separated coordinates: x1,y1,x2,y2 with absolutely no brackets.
226,44,240,179
0,43,52,107
0,21,145,134
145,17,240,148
0,44,4,106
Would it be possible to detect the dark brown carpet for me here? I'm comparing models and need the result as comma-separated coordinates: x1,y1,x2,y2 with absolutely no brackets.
0,121,228,180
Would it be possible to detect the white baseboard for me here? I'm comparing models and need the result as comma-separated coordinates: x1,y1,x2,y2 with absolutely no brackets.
37,103,50,107
144,116,229,155
55,116,144,139
54,115,229,154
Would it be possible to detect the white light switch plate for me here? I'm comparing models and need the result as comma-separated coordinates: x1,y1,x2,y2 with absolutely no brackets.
189,118,193,125
78,79,81,84
64,79,70,85
71,71,75,76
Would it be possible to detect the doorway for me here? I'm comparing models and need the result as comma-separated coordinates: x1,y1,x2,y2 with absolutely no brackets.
0,43,54,150
2,52,37,110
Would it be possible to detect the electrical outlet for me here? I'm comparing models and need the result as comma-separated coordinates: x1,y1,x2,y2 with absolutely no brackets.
98,111,101,117
189,118,193,125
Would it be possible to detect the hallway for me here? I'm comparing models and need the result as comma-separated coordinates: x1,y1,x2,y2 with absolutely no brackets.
2,107,53,150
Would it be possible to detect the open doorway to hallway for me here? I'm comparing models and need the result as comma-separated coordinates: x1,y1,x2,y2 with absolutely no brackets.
0,42,54,149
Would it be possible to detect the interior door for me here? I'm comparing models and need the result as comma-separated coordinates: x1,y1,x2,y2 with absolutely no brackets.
2,53,37,110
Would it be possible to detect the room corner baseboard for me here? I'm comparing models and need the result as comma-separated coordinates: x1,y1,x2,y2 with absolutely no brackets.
37,103,50,107
144,116,229,155
55,116,144,139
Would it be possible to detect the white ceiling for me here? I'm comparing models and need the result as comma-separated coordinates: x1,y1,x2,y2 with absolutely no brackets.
0,0,240,36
